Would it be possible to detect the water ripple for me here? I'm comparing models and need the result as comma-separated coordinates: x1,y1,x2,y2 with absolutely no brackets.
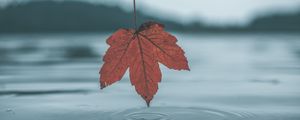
109,107,254,120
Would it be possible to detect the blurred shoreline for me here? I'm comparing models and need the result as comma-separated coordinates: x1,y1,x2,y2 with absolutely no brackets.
0,0,299,33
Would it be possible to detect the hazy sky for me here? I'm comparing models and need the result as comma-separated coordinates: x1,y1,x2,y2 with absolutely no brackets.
1,0,300,25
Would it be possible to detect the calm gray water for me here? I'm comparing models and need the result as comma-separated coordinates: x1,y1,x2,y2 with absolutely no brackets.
0,33,300,120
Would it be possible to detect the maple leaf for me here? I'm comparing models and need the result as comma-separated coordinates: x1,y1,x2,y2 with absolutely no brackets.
100,21,189,107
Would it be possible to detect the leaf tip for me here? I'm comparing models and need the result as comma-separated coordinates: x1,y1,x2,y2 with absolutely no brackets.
146,101,150,107
142,95,152,107
100,81,108,89
100,85,105,90
186,67,191,71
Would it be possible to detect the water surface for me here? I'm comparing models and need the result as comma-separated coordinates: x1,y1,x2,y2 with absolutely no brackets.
0,33,300,120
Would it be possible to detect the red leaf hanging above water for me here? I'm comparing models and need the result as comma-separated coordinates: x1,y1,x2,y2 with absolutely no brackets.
99,21,189,107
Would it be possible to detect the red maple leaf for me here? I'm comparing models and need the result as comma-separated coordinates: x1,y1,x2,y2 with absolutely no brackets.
100,21,189,107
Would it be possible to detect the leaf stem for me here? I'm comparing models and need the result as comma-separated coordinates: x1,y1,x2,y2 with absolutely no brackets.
133,0,137,30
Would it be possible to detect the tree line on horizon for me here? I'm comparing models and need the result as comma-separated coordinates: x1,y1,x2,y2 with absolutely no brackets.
0,0,299,33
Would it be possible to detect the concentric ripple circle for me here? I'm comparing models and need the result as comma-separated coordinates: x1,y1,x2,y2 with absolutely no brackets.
109,107,252,120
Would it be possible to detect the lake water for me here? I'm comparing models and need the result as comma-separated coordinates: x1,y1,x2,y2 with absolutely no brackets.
0,33,300,120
